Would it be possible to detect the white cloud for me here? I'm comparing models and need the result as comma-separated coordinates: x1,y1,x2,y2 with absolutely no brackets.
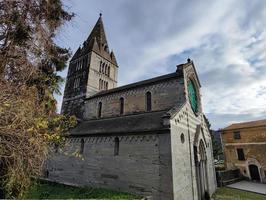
57,0,266,129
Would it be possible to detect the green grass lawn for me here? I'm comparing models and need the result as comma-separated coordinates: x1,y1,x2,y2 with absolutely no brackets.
23,181,266,200
23,181,142,199
212,187,266,200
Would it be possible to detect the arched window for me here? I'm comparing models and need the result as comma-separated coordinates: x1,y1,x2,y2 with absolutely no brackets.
80,138,85,154
106,82,108,90
114,137,119,156
76,61,78,71
146,91,152,111
44,170,49,178
99,79,102,90
99,61,102,72
54,143,59,153
119,97,124,115
108,66,110,76
98,102,102,118
105,64,108,75
77,78,80,88
104,45,108,52
180,133,185,143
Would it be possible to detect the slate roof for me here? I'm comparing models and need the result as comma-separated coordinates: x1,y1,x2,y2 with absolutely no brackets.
69,110,170,136
86,72,183,99
223,118,266,131
86,14,108,49
70,14,118,66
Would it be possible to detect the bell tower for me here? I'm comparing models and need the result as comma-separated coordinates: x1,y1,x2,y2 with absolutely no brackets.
61,14,118,118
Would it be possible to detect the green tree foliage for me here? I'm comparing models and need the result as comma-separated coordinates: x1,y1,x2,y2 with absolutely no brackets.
203,115,223,160
0,0,76,198
210,130,223,160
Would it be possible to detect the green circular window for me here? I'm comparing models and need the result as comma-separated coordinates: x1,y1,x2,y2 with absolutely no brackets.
188,80,198,113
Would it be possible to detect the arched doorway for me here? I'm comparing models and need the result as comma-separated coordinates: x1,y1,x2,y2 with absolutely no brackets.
195,140,208,200
249,165,260,182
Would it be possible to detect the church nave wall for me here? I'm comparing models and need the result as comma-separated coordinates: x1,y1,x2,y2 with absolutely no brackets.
46,133,173,200
84,78,185,120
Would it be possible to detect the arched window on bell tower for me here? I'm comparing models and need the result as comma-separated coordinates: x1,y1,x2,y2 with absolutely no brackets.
104,45,108,52
146,91,152,111
99,79,101,90
108,66,110,77
105,63,108,75
99,61,102,73
61,14,119,117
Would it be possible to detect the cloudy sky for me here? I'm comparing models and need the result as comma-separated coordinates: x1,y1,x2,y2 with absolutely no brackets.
55,0,266,129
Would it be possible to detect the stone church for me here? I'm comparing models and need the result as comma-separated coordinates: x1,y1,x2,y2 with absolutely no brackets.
47,14,216,200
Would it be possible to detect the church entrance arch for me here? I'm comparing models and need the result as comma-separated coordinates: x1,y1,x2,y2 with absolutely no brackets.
249,165,260,182
194,139,208,200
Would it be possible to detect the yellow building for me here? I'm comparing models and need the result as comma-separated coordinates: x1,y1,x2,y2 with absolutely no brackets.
221,119,266,183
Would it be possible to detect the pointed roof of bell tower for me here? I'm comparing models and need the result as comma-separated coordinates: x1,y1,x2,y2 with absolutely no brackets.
71,14,118,66
86,13,109,51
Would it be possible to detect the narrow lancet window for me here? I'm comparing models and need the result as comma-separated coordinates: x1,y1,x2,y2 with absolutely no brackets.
99,79,102,90
98,102,102,118
108,66,110,76
146,91,152,111
114,137,119,156
120,97,124,115
99,61,102,72
105,64,108,75
80,138,85,154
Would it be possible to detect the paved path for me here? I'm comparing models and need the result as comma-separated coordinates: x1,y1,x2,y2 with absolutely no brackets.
227,180,266,195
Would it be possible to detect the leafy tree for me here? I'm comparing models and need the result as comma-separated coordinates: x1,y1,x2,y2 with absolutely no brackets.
203,115,223,159
0,0,76,198
210,130,223,160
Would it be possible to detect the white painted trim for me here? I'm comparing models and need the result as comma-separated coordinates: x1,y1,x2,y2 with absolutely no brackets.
225,142,266,146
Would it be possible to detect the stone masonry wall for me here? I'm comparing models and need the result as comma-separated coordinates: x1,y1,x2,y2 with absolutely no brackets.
86,51,118,97
46,133,173,200
170,103,216,200
61,51,118,117
84,77,185,120
222,127,266,144
61,53,91,117
222,127,266,183
169,62,216,200
223,145,266,183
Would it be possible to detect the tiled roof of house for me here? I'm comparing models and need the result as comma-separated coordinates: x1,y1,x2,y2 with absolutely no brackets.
223,119,266,130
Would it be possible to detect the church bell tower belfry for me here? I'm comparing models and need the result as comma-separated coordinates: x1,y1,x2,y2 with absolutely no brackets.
61,14,118,118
